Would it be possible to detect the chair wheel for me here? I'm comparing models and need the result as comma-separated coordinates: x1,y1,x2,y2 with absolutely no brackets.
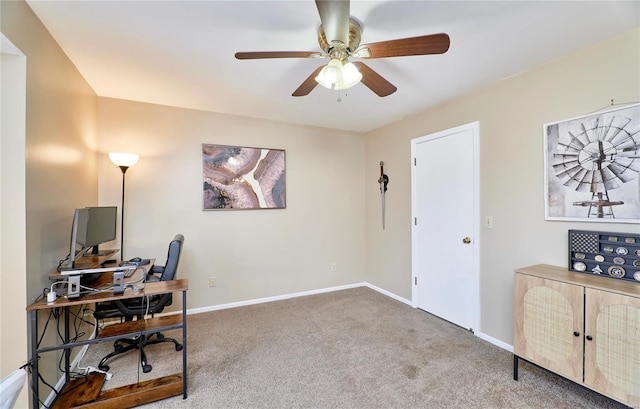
142,364,152,373
175,344,183,351
98,365,109,372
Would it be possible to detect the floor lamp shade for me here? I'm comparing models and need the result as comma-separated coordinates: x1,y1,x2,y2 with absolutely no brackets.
108,152,139,168
108,152,138,260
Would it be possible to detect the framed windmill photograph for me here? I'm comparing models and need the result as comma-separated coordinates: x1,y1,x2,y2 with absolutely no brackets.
544,103,640,222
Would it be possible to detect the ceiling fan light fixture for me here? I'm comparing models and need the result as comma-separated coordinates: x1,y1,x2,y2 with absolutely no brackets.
340,61,362,88
315,59,362,91
316,58,343,89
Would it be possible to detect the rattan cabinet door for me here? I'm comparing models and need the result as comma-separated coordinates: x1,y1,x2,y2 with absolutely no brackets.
514,273,584,383
584,288,640,407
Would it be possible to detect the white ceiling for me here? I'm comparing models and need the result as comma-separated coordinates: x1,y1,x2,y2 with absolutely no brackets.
26,1,640,133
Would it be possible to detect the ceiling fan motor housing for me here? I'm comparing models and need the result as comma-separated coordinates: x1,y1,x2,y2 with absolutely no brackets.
318,18,362,56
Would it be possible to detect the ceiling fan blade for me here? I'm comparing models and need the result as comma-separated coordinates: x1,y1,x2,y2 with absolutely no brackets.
356,33,450,59
235,51,325,60
315,0,350,45
353,62,397,97
292,65,325,97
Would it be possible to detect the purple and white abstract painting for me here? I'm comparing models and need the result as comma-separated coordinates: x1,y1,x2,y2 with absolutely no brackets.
202,144,286,210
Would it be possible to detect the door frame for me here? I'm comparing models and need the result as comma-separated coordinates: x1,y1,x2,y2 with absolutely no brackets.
410,121,480,333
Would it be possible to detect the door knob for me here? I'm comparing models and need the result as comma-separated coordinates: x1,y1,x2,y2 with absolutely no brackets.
462,237,471,244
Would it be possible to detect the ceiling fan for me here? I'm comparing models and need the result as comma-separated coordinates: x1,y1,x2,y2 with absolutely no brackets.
235,0,450,97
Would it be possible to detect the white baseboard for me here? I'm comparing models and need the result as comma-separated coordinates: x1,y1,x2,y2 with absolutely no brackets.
187,282,414,315
187,282,367,315
476,331,513,352
364,282,412,306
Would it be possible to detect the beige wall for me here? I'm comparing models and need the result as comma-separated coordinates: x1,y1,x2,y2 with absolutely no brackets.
1,0,99,298
1,42,28,407
365,28,640,345
1,1,98,406
97,98,366,310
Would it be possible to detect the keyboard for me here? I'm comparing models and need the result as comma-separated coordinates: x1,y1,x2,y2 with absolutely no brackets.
60,266,137,276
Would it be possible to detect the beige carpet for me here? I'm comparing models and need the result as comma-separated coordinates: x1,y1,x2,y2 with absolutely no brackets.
82,287,627,408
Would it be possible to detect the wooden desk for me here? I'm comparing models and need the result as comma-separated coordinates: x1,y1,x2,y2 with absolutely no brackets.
35,261,157,310
27,278,188,408
48,257,154,297
53,249,119,275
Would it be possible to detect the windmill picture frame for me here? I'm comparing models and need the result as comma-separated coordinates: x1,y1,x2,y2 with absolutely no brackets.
544,103,640,223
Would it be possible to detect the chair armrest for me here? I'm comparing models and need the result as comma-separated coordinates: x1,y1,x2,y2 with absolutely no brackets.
146,274,160,283
148,265,164,278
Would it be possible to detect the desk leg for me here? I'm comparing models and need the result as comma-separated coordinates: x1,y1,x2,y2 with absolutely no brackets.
182,290,188,399
64,306,71,383
30,310,39,408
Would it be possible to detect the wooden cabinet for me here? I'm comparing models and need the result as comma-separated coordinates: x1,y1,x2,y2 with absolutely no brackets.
514,265,640,408
514,273,584,383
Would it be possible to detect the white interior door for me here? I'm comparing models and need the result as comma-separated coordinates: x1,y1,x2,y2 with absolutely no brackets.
411,122,479,331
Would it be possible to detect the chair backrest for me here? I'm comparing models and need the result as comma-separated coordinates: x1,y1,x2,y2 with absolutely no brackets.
159,234,184,281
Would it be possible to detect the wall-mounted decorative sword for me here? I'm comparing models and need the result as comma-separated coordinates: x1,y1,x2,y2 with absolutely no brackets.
378,161,389,229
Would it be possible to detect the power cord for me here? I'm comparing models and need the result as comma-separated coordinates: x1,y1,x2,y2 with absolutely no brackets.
22,358,55,409
46,281,70,302
75,313,113,380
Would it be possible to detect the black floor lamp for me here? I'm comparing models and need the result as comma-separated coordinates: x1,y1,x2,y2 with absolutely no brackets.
108,152,139,261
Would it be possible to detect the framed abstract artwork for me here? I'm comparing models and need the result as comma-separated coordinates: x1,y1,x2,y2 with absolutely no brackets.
202,144,286,210
544,103,640,222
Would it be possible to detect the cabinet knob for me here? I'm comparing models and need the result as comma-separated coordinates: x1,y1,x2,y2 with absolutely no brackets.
586,335,593,341
573,331,580,337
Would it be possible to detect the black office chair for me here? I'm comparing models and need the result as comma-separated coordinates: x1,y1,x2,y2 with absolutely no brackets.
93,234,184,373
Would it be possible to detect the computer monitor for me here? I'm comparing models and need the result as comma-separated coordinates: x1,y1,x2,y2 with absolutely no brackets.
85,206,117,256
60,206,117,271
60,207,90,270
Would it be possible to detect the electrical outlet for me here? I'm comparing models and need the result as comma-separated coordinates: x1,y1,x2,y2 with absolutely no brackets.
330,263,337,272
209,277,216,287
